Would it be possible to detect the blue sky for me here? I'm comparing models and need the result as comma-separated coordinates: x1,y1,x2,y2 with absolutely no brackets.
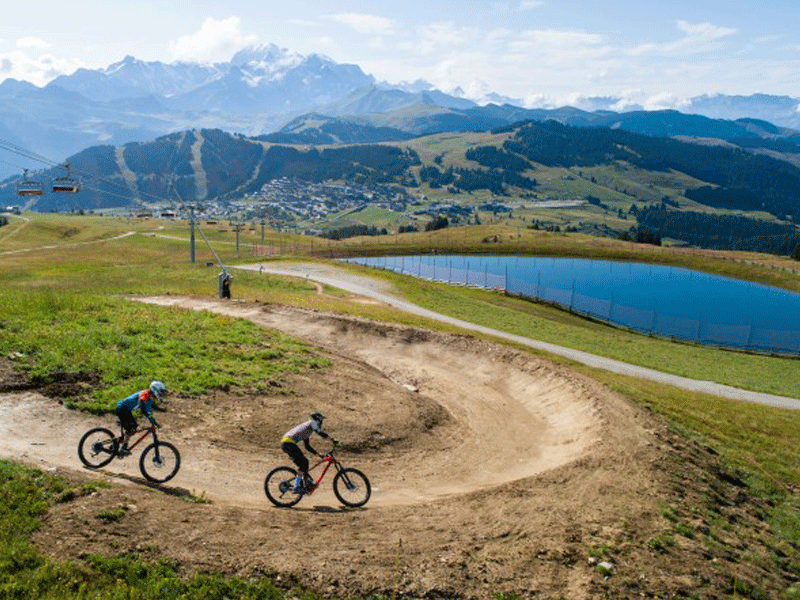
1,0,798,108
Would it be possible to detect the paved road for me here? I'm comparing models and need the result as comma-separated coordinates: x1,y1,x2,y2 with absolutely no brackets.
237,262,800,410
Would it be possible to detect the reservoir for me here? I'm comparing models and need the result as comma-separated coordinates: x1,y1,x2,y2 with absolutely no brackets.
343,255,800,355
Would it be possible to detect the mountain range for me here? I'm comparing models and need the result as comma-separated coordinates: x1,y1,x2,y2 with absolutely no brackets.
1,44,800,180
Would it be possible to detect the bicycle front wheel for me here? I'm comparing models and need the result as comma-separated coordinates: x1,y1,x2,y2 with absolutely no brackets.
77,427,118,468
139,442,181,483
264,466,303,507
333,467,371,507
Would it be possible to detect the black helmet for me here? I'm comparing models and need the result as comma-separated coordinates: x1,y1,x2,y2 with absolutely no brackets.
311,412,325,424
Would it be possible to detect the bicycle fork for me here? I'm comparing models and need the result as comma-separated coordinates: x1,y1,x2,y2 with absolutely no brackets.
334,463,358,490
150,431,164,464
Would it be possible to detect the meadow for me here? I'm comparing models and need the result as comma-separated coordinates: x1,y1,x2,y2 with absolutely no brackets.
1,211,800,599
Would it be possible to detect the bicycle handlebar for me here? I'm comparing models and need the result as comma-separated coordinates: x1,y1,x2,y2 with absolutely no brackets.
319,438,342,459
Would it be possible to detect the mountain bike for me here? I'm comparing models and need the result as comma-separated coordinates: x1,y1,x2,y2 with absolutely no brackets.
77,422,181,483
264,443,371,508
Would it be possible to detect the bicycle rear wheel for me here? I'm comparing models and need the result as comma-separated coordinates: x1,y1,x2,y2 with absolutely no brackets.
139,442,181,483
77,427,118,468
333,467,371,507
264,466,303,507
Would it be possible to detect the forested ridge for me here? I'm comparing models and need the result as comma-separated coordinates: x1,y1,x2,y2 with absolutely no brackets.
637,205,800,255
499,120,800,222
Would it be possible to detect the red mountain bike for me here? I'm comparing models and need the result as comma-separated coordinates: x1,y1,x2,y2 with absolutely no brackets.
264,443,371,508
77,422,181,483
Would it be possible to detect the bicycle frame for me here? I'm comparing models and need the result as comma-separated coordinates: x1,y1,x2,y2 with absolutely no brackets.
305,453,344,494
119,424,158,452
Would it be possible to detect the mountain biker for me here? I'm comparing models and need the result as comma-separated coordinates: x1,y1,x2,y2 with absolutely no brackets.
115,381,167,456
281,412,330,492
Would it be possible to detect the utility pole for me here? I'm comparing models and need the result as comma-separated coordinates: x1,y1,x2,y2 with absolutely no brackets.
170,184,196,264
233,223,242,256
189,205,196,263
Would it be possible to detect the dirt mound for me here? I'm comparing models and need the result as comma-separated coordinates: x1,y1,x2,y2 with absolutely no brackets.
0,298,769,598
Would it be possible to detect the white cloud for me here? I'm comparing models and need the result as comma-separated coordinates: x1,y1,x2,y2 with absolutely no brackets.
414,21,478,54
641,93,690,111
16,37,51,50
628,20,737,57
509,28,606,52
168,16,259,63
0,49,82,86
327,13,395,35
675,20,737,40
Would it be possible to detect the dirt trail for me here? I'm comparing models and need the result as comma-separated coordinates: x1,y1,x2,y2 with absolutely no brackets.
110,297,603,506
0,297,598,508
0,297,674,598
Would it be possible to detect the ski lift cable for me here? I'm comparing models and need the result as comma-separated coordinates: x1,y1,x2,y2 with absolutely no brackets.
0,139,182,207
0,140,61,168
0,156,39,171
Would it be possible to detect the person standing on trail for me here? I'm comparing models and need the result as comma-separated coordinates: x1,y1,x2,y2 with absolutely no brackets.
220,272,233,299
281,412,330,492
115,381,167,455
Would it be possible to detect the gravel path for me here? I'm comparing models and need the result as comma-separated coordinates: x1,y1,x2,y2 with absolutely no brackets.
238,262,800,410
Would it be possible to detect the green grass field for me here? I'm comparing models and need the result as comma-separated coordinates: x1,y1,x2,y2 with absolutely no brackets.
2,211,800,599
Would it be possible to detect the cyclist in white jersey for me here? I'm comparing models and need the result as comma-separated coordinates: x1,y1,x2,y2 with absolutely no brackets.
281,412,330,492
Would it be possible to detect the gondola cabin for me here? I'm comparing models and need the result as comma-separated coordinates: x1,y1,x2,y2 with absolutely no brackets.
17,169,44,196
52,182,80,193
52,163,80,193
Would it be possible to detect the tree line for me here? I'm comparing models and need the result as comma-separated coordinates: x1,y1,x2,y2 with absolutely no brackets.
319,224,388,240
419,164,537,195
636,205,800,255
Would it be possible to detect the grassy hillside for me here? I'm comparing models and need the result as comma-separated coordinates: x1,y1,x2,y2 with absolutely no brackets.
2,212,800,598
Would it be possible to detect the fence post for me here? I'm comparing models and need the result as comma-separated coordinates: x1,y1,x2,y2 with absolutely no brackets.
569,278,575,310
745,324,752,352
609,292,614,321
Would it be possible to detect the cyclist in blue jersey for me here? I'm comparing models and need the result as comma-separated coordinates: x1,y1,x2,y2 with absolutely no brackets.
115,381,167,456
281,412,330,492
